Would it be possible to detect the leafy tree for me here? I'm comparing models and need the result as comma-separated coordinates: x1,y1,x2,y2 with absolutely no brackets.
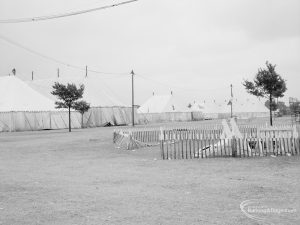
73,100,90,128
243,61,287,126
51,82,84,132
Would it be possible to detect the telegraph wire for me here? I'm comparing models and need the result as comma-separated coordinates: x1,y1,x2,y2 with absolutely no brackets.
0,0,138,23
88,68,128,76
0,33,82,69
0,33,128,76
0,33,233,92
136,73,228,93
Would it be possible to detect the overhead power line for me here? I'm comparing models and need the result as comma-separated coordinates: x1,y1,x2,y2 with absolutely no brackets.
0,34,81,69
0,0,138,23
136,73,228,93
0,33,128,76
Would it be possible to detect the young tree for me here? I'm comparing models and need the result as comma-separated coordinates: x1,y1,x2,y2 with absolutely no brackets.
73,100,90,128
243,61,287,126
51,82,84,132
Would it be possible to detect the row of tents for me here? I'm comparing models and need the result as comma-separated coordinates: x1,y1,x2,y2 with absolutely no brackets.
0,75,269,131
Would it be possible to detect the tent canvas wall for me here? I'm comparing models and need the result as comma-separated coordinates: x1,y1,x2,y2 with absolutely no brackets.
0,107,134,132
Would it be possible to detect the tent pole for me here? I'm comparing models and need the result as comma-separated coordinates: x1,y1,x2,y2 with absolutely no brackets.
131,70,135,127
230,84,233,118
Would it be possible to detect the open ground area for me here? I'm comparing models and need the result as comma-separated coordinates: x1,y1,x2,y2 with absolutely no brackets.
0,125,299,225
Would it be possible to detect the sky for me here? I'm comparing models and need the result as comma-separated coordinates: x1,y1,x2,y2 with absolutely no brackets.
0,0,299,106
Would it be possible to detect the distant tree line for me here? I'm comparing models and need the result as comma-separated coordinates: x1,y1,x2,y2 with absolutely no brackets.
265,99,300,117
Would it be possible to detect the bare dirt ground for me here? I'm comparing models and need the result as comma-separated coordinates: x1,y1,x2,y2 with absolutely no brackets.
0,125,299,225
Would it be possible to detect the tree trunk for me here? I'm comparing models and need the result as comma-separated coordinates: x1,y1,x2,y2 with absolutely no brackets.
81,113,84,129
68,106,71,132
269,95,273,126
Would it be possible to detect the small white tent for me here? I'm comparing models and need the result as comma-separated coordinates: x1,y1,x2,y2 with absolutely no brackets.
0,76,56,111
201,100,229,114
189,101,205,112
231,97,268,113
138,94,187,113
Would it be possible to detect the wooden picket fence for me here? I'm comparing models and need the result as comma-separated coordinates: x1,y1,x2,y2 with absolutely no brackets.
114,124,223,146
160,137,300,160
238,124,300,138
113,123,300,158
131,129,161,144
115,124,299,145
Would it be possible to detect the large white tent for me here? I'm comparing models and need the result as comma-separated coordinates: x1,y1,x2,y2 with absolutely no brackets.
0,76,56,111
0,75,132,132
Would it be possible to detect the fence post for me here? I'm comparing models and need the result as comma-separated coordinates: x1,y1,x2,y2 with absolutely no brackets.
160,127,165,159
160,140,165,160
113,130,116,143
232,136,237,157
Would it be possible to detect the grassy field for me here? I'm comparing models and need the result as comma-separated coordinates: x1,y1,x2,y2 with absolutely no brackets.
0,124,299,225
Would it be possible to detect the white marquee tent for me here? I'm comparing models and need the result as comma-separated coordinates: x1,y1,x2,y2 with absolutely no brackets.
231,98,269,113
137,94,204,123
138,94,188,113
189,101,205,112
0,75,133,132
0,76,56,111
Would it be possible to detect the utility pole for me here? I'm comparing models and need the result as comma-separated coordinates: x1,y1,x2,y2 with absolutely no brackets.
131,70,135,127
230,84,233,118
85,65,88,78
57,68,60,78
31,71,34,81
